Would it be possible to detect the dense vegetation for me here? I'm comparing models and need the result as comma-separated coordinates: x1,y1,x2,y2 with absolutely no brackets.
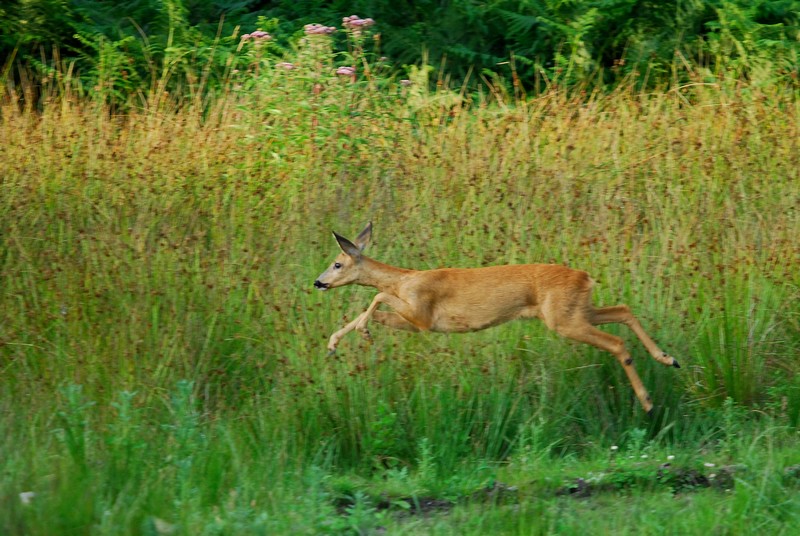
2,3,800,535
2,0,799,103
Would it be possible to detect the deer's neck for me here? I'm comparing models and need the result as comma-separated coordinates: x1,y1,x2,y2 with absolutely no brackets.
358,257,412,294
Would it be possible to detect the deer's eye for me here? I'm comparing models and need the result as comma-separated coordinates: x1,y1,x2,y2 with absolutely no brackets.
334,262,342,269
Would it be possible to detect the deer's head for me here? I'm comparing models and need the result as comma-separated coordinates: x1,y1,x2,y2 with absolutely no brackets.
314,222,372,290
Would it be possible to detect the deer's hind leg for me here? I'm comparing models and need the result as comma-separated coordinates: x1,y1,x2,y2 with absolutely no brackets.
589,305,679,368
554,319,655,413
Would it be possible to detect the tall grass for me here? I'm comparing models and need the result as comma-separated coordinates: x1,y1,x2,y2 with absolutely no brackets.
1,37,799,532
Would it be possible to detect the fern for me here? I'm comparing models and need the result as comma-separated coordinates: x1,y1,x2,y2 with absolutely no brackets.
0,0,797,99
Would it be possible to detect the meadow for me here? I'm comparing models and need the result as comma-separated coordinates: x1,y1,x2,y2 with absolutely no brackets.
1,31,800,534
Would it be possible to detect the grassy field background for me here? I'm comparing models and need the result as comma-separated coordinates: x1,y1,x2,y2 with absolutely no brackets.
1,37,800,534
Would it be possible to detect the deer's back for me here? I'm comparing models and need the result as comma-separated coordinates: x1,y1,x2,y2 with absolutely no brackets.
398,264,592,332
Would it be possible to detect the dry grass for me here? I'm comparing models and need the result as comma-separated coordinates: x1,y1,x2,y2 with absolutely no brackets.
1,56,799,532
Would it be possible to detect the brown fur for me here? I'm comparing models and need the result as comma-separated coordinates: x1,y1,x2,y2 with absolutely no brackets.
314,223,679,413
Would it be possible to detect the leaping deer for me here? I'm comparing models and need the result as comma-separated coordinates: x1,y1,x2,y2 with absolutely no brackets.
314,222,679,413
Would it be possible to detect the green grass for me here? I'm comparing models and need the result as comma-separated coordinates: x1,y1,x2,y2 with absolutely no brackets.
1,41,799,534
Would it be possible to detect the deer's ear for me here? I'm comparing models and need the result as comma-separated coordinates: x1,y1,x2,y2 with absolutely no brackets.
354,222,372,251
333,232,362,259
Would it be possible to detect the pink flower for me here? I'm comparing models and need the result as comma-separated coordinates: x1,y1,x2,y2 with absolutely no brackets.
342,15,375,30
336,66,356,76
242,30,272,41
400,79,412,86
304,23,337,35
276,62,295,70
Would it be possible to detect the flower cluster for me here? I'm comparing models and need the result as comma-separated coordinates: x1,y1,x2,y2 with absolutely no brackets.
304,23,336,35
241,30,271,41
342,15,375,30
242,16,378,81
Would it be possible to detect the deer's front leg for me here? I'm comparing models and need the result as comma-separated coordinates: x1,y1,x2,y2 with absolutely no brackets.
328,292,426,354
327,292,392,353
354,292,429,332
327,311,369,353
